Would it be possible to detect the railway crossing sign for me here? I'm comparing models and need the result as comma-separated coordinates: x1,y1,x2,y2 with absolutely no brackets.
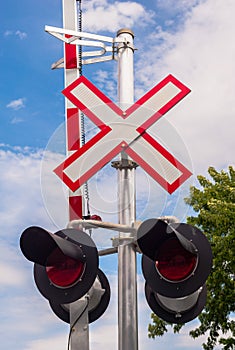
54,74,192,194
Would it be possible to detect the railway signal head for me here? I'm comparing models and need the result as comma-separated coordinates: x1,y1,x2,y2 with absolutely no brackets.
20,226,98,304
20,226,111,322
137,219,212,323
20,226,111,323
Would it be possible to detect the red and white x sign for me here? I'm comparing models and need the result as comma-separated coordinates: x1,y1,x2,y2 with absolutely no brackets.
54,75,192,194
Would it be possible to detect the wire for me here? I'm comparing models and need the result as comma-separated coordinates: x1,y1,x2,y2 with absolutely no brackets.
67,297,89,350
78,0,82,76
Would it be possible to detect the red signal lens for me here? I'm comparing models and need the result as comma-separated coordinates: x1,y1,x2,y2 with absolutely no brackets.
90,214,102,221
46,248,85,288
155,238,197,282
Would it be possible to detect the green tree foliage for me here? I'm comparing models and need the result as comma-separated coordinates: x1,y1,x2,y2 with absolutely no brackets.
148,166,235,349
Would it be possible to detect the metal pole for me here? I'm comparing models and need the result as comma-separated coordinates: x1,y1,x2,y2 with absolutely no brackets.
115,28,138,350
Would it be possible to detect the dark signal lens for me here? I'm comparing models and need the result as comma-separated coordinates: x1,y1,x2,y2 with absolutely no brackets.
155,238,197,282
46,248,85,287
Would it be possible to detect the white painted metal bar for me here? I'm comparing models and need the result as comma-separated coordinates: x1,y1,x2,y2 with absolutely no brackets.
67,219,138,233
45,25,133,65
45,25,115,43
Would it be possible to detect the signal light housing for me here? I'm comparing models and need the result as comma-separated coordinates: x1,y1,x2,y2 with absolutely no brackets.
145,283,207,324
20,226,99,305
137,219,212,323
49,268,111,323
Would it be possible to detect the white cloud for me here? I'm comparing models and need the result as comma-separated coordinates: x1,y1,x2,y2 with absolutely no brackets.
0,241,27,288
156,0,203,16
4,30,13,37
83,0,154,32
6,98,26,110
0,146,59,240
11,116,24,124
15,30,27,39
92,69,117,101
4,30,27,39
24,334,67,350
0,145,67,345
135,0,235,175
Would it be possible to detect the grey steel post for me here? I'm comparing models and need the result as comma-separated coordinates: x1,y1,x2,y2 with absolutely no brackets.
115,28,138,350
69,297,89,350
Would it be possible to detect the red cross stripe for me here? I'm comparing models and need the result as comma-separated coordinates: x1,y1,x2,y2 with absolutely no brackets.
54,75,192,194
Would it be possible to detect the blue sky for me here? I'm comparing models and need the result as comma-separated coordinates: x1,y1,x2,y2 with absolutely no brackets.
0,0,234,349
